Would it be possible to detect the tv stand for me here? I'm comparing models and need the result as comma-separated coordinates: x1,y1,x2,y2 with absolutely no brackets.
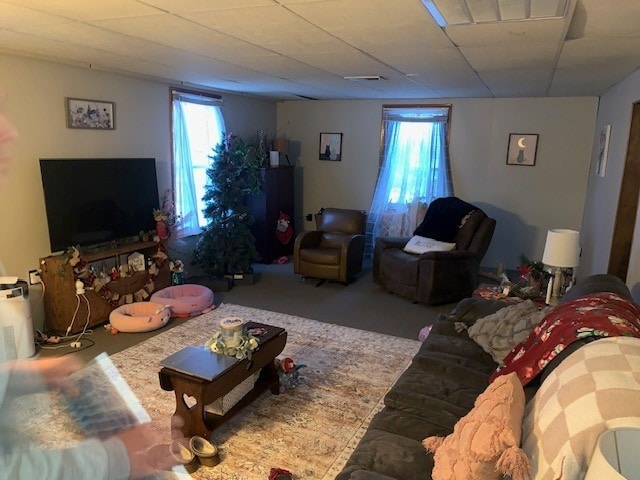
40,240,170,335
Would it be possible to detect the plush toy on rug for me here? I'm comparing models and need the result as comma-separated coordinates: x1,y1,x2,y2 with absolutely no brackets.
275,211,293,245
275,357,306,392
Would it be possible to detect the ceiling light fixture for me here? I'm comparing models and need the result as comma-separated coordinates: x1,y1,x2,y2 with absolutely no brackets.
421,0,569,26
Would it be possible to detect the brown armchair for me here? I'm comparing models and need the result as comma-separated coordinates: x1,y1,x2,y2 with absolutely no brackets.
294,208,366,285
373,197,496,305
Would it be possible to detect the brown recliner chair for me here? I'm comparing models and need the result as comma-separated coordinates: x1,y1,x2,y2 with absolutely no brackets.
294,208,366,285
373,197,496,305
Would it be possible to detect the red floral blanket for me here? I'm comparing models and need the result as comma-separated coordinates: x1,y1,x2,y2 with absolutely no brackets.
491,292,640,385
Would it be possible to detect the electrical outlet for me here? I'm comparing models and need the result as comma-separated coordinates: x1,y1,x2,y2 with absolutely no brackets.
29,269,41,285
305,214,313,221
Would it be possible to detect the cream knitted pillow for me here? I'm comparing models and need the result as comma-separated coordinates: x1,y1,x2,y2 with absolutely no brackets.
467,300,551,365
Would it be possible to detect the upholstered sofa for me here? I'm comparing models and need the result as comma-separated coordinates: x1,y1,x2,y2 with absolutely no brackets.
336,274,640,480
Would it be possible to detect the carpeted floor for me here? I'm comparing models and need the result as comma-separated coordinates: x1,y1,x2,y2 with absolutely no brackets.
37,260,456,363
16,304,422,479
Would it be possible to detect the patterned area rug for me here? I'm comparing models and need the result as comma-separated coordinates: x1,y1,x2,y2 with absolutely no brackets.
13,304,421,479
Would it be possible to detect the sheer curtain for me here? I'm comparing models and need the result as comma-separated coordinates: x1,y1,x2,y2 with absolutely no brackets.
172,90,225,238
367,106,452,254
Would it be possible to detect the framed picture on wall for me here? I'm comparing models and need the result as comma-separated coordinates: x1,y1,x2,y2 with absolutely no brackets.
506,133,538,166
596,124,611,177
66,97,115,130
319,132,342,161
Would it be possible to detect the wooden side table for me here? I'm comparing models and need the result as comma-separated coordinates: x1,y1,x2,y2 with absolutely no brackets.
159,322,287,438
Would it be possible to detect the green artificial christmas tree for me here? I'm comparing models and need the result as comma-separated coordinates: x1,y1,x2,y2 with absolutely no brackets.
193,133,263,277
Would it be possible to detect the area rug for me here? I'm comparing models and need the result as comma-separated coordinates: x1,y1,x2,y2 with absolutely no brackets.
12,304,421,479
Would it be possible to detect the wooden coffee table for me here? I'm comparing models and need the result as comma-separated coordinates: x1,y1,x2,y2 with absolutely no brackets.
158,321,287,438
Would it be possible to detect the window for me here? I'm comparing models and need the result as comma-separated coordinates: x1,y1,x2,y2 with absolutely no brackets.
171,89,225,237
367,105,452,252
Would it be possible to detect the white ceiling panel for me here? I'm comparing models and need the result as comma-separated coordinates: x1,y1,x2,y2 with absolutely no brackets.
460,43,559,71
0,0,639,99
291,51,400,78
446,17,568,47
140,0,277,14
181,5,355,56
0,2,70,28
478,68,554,96
91,14,274,61
2,0,161,21
567,0,640,39
285,0,452,51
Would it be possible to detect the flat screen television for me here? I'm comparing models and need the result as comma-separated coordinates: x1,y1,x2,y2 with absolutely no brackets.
39,158,159,253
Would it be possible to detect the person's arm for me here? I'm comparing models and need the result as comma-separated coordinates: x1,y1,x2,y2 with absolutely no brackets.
0,356,83,399
0,437,130,480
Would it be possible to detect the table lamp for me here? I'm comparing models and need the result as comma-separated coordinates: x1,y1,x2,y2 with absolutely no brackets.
542,229,580,306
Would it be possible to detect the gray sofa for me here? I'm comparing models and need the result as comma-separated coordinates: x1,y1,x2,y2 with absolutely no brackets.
335,274,633,480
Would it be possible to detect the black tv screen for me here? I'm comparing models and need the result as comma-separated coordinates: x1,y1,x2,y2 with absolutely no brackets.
39,158,159,252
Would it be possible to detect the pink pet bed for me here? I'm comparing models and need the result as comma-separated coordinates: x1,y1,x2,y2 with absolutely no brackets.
109,301,171,333
150,284,215,318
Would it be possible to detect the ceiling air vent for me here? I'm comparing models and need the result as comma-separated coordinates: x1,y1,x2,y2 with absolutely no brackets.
343,75,386,81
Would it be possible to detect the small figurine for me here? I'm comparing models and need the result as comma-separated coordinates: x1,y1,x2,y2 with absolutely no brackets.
110,266,120,281
275,357,306,392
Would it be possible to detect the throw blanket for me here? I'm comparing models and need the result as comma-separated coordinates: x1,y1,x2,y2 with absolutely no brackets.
521,337,640,479
490,292,640,385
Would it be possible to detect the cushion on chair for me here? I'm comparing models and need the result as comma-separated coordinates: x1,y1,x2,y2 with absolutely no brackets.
299,247,341,265
150,284,215,318
109,301,170,333
381,249,420,285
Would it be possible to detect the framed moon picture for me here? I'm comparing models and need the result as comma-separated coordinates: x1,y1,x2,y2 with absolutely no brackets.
506,133,538,166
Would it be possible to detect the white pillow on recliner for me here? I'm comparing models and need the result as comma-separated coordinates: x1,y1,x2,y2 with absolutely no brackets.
403,235,456,254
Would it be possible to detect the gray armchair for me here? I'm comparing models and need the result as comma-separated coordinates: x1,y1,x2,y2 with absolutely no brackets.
294,208,366,285
373,197,496,305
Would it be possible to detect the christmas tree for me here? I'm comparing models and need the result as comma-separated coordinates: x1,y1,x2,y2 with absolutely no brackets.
193,133,262,277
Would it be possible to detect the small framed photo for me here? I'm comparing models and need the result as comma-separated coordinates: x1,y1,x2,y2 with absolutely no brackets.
66,97,115,130
319,132,342,161
506,133,538,166
596,124,611,177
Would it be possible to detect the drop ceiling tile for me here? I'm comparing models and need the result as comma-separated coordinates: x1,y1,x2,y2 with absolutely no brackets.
445,17,568,47
11,21,184,63
92,14,273,61
286,0,452,51
0,2,70,28
140,0,276,14
229,55,328,79
478,68,552,96
181,5,354,56
2,0,162,21
567,0,640,39
370,47,470,75
556,37,640,68
460,43,559,71
291,51,399,78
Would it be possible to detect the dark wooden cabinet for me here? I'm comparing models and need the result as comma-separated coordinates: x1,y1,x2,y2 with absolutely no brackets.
248,166,295,264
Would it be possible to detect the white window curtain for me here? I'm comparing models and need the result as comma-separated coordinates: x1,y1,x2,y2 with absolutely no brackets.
172,90,225,238
366,106,453,254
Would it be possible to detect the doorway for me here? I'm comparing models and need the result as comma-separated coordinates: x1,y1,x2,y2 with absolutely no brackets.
608,101,640,280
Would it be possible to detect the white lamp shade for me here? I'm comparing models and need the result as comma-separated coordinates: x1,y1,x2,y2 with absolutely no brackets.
542,229,580,268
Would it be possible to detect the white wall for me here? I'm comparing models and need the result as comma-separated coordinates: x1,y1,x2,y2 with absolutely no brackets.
0,53,276,329
277,97,598,271
580,68,640,298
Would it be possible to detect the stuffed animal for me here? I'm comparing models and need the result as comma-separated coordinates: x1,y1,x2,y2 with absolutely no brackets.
275,211,293,245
